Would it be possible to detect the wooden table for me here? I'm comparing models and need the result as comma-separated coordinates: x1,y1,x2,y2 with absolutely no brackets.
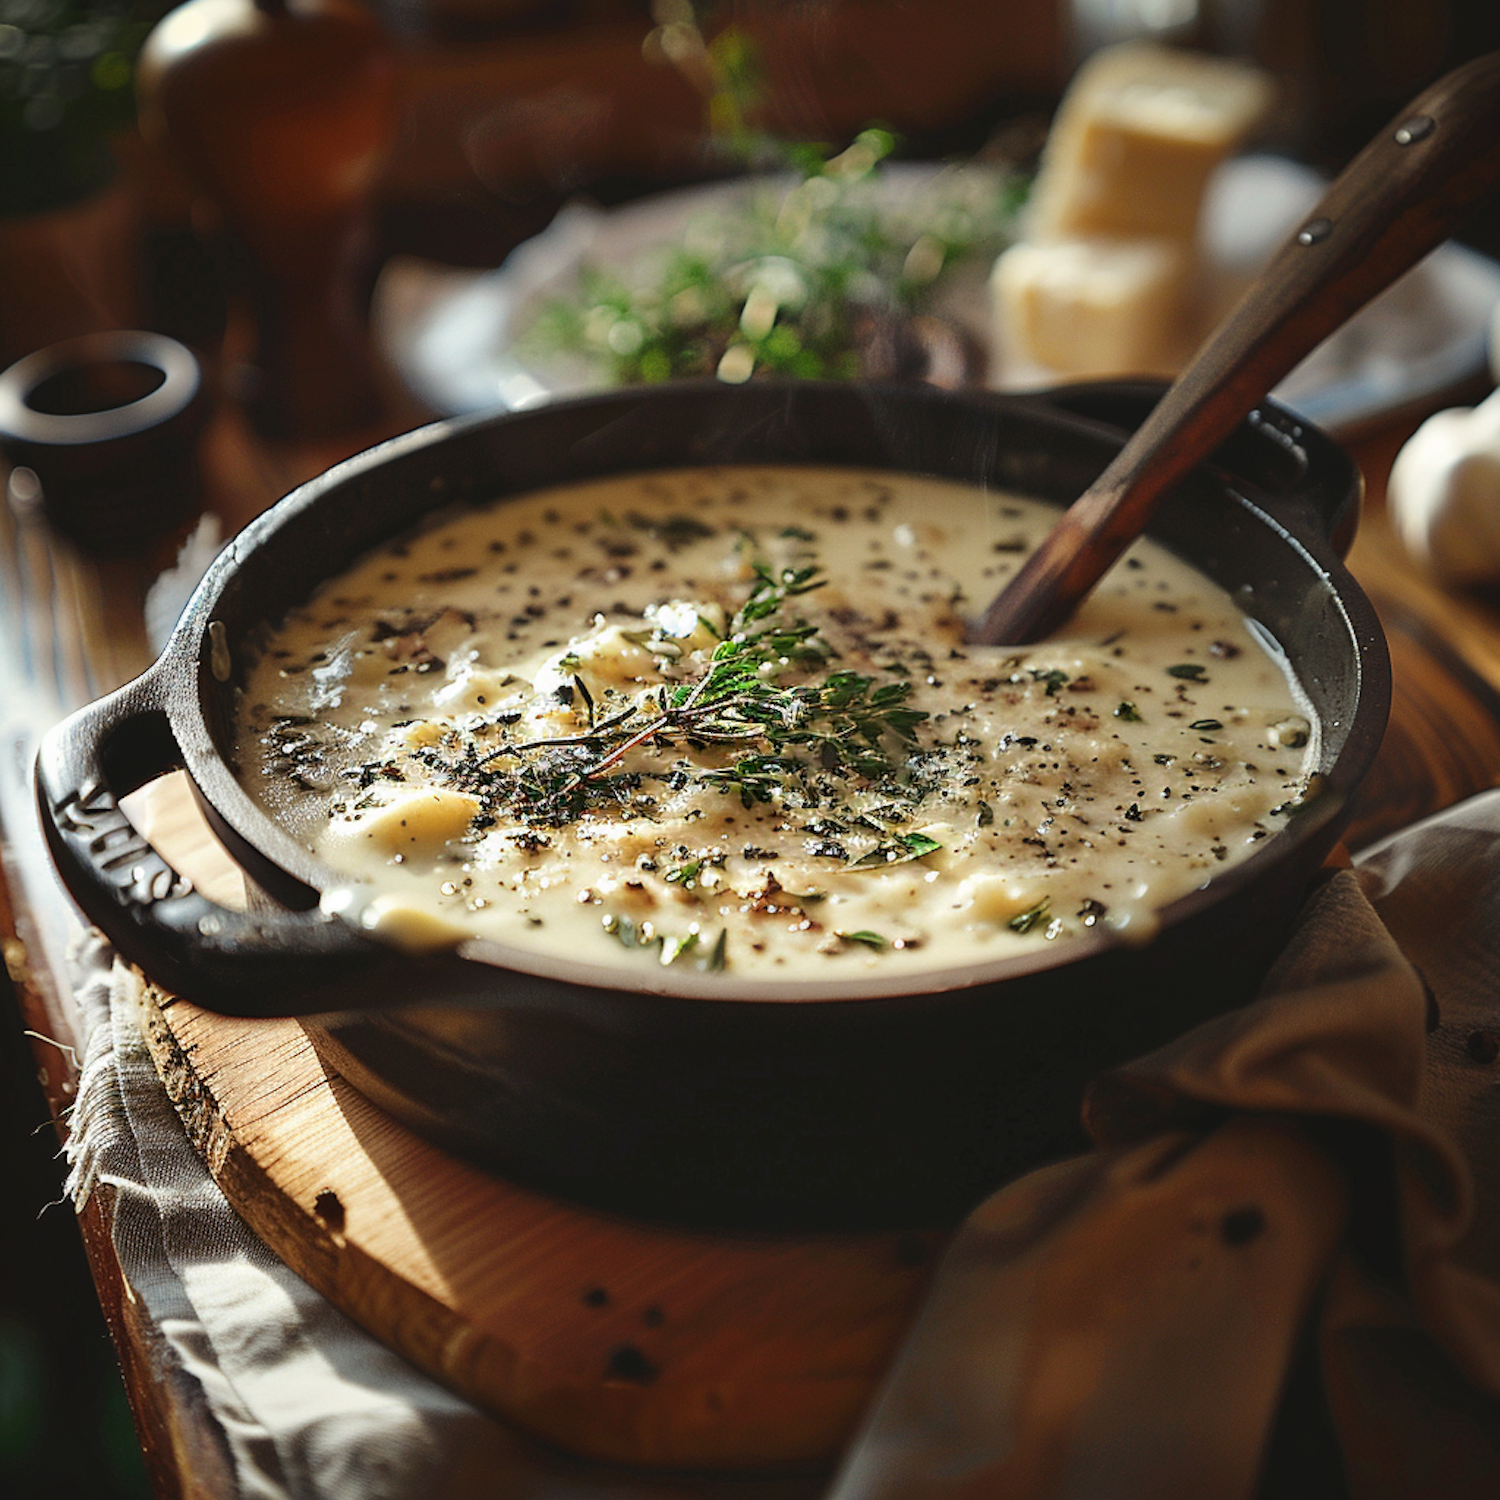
7,382,1500,1498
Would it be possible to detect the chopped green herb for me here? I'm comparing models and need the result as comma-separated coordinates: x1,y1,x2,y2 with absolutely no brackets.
1008,897,1051,934
805,836,849,860
851,831,943,868
1189,718,1222,732
605,913,716,970
1115,701,1142,722
706,928,729,971
602,912,643,946
659,932,700,966
836,930,888,949
1167,664,1208,682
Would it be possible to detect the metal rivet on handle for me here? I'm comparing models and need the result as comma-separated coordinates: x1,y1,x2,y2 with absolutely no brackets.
1395,115,1436,145
1297,217,1333,246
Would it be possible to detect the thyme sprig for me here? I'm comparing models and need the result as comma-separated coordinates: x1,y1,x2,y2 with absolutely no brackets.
430,553,933,828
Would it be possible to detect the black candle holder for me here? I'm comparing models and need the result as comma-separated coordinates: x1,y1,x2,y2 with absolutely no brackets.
0,330,209,553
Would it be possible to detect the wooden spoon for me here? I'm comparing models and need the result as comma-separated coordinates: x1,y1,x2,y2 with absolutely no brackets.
971,49,1500,647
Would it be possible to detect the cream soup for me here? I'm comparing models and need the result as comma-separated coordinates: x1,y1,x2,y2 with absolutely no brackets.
235,466,1318,976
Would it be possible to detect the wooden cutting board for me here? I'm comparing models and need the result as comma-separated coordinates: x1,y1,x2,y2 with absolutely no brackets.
122,595,1500,1477
128,971,942,1474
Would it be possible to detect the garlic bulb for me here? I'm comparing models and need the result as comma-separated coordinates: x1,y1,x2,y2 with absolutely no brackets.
1386,386,1500,584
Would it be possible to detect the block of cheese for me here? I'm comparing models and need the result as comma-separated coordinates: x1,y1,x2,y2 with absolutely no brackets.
990,236,1191,379
1027,42,1274,244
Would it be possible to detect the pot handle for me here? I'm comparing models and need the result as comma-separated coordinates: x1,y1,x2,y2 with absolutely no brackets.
34,669,400,1018
1023,380,1362,558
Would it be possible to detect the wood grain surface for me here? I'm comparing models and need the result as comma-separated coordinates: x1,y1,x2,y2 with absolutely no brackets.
126,950,942,1474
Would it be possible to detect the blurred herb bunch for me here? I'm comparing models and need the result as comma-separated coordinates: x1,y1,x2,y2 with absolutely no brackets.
525,0,1029,388
0,0,163,214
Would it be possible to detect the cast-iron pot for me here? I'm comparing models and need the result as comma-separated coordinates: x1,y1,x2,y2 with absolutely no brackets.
35,379,1389,1230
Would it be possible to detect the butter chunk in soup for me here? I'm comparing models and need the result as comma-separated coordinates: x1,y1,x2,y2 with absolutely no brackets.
236,467,1319,977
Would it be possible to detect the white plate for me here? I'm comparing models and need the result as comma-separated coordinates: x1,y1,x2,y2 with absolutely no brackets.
377,156,1500,438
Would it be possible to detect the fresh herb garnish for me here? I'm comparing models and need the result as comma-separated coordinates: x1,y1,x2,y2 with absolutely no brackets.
851,831,943,868
432,550,934,831
836,930,888,949
1115,701,1142,722
1008,897,1051,934
521,124,1027,388
603,913,718,969
706,928,728,971
658,932,700,967
1167,664,1208,682
805,837,850,860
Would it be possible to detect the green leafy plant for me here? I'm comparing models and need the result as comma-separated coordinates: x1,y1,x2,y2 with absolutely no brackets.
0,0,163,214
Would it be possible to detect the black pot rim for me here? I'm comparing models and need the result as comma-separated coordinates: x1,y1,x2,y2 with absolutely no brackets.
149,378,1390,1008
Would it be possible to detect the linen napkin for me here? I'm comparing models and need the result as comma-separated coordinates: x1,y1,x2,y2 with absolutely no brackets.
828,792,1500,1500
64,788,1500,1500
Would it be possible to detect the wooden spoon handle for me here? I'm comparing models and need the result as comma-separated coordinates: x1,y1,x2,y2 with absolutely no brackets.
971,49,1500,646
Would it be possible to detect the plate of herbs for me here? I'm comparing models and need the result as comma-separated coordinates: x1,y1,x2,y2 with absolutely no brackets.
386,129,1029,416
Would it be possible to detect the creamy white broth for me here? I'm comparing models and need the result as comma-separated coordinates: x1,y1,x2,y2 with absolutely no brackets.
234,466,1318,977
